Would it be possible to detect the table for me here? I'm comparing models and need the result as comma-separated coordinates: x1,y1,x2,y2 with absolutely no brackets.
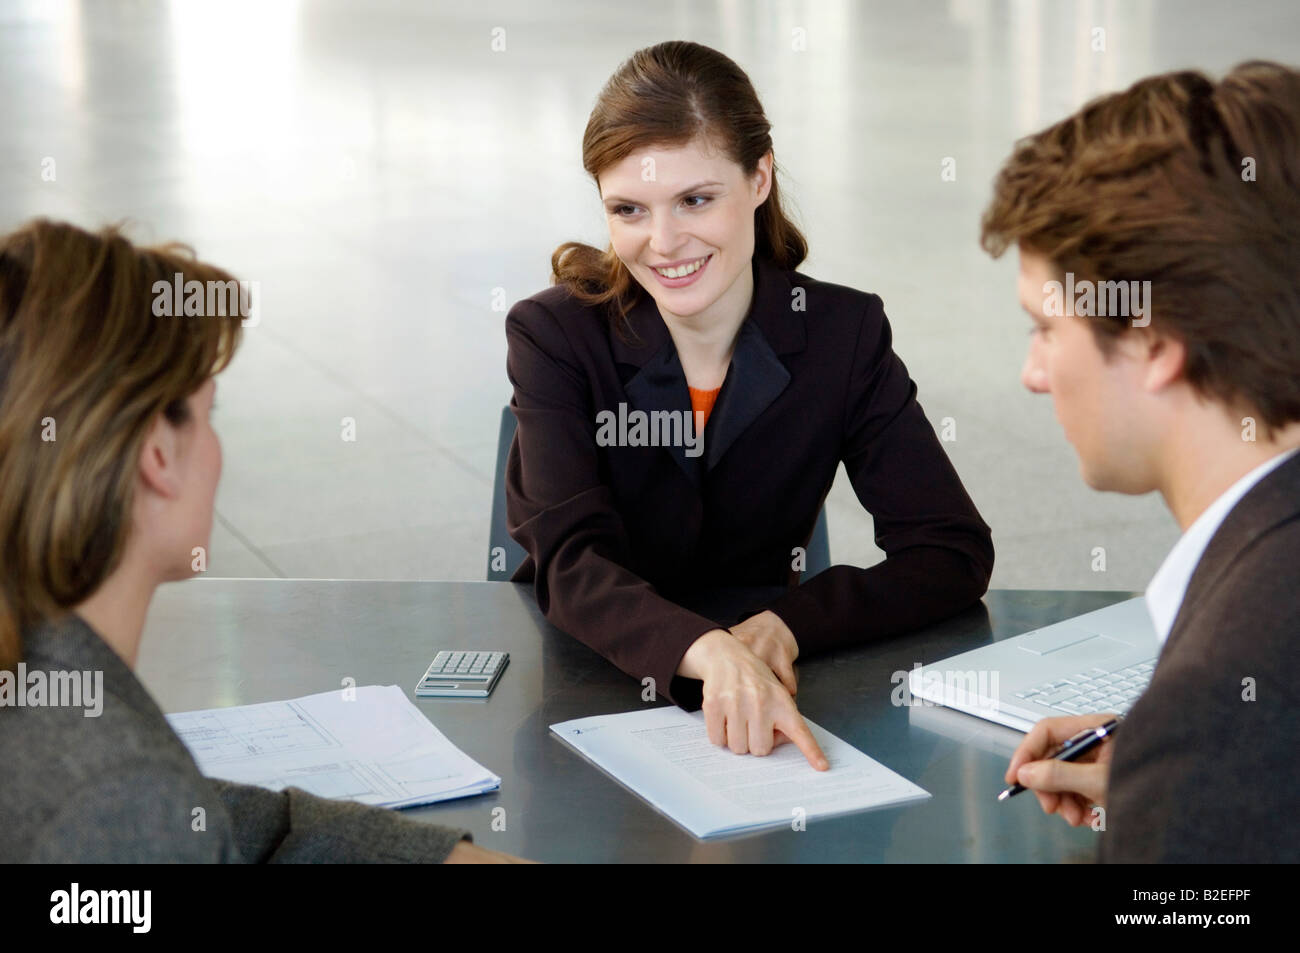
138,579,1137,862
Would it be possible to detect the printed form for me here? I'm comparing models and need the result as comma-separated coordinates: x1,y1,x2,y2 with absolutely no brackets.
168,685,500,809
551,706,929,838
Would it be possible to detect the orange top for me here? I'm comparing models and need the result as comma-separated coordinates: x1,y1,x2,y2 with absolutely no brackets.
688,386,721,431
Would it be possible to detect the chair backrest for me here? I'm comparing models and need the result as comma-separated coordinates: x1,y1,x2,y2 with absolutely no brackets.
488,405,832,582
487,406,530,580
803,503,831,583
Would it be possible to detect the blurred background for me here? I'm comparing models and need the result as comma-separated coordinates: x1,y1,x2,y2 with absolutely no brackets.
3,0,1296,590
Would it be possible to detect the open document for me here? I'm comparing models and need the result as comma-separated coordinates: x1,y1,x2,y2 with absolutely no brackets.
168,685,500,809
551,706,929,838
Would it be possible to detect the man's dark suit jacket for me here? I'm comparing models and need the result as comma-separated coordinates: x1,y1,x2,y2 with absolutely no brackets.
1102,451,1300,863
505,254,994,709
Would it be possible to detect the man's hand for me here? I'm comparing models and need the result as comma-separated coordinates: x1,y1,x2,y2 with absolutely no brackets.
678,629,829,770
728,610,799,696
1005,713,1116,826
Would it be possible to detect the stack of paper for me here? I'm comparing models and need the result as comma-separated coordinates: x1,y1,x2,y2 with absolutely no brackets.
168,685,499,808
551,706,929,838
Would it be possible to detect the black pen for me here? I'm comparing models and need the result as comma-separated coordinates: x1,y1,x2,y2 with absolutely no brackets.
997,717,1121,801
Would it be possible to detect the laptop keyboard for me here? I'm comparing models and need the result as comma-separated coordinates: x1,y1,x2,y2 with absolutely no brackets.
1014,659,1156,716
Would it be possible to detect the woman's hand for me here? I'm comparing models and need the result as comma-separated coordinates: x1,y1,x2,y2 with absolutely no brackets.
678,629,829,770
444,841,536,863
1005,713,1115,826
727,610,799,695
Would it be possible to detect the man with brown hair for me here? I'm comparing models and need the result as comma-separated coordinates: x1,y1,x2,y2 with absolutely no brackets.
981,61,1300,862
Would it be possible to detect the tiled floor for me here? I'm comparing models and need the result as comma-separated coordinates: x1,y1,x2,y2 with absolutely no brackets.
4,0,1295,589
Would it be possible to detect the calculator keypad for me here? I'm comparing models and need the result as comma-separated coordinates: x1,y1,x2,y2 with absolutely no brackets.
426,651,504,680
416,650,509,697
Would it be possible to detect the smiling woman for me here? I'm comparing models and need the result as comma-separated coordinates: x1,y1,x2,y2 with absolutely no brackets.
552,41,805,340
505,41,995,768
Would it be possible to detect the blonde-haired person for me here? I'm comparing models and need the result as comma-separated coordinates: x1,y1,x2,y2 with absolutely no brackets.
0,219,523,863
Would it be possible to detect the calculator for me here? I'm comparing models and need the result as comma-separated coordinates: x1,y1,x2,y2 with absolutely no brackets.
415,650,509,698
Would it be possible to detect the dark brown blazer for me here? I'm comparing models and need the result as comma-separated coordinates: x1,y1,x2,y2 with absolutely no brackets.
1102,451,1300,863
505,255,994,709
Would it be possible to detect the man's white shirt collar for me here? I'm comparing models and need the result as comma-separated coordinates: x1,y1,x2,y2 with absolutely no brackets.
1145,448,1300,644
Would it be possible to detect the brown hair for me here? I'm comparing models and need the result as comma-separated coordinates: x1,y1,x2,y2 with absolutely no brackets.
0,219,244,671
981,61,1300,433
551,40,808,329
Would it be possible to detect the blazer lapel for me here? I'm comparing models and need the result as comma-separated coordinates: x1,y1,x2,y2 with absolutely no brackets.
704,257,805,471
614,291,701,488
704,318,789,471
1163,451,1300,653
622,339,702,488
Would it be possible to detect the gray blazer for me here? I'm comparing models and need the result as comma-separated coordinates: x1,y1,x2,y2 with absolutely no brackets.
0,614,471,862
1102,451,1300,862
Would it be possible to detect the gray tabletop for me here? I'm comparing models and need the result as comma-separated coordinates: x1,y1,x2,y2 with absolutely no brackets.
137,579,1136,863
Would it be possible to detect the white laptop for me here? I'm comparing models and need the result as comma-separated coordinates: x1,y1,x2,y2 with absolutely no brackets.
907,597,1159,732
